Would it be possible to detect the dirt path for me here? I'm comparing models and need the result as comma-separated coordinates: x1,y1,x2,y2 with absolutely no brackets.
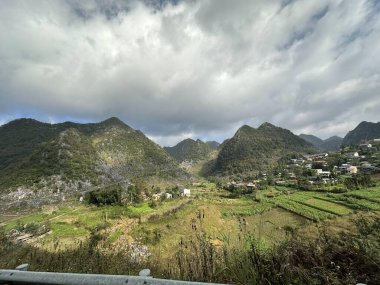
47,208,79,221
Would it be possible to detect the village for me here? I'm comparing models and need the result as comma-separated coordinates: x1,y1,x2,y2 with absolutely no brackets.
221,138,380,195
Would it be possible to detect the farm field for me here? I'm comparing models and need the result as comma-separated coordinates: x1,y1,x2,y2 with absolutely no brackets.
1,184,379,258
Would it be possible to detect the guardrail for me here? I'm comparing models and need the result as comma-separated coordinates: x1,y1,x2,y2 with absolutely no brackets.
0,264,227,285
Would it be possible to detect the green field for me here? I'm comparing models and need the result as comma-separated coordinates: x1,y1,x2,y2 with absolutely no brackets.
1,184,379,256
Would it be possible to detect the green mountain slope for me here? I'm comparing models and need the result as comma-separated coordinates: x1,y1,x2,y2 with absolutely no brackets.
342,121,380,146
299,134,342,151
299,134,323,147
164,139,212,162
320,136,343,151
0,117,184,192
212,123,317,176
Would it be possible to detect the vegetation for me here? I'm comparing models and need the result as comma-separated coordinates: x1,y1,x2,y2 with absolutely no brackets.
0,117,186,194
0,214,379,285
212,123,317,176
344,174,375,190
342,121,380,146
164,138,213,162
85,185,122,206
299,134,343,152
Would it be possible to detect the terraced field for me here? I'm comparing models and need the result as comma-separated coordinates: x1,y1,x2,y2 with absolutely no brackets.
272,186,380,221
1,184,379,256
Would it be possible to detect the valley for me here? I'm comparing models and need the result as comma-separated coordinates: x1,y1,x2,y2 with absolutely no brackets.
1,118,380,284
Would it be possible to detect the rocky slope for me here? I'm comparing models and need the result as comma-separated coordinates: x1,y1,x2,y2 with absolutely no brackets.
0,117,185,208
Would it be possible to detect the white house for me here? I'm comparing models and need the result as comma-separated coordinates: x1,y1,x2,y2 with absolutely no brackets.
165,193,173,199
347,165,358,174
181,188,191,197
320,171,331,178
346,152,359,158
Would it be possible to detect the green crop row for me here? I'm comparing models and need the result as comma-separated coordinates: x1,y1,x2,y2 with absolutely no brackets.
296,199,352,216
274,197,335,221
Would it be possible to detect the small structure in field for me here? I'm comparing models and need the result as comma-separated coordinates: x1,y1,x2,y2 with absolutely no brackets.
165,193,173,199
181,188,191,197
152,193,162,201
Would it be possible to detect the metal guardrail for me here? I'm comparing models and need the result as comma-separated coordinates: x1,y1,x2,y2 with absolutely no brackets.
0,264,227,285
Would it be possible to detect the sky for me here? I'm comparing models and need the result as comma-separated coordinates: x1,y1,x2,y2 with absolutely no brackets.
0,0,379,146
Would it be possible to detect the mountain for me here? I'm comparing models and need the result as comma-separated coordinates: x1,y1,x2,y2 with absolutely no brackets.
212,123,316,176
342,121,380,146
299,134,343,151
299,134,324,147
0,117,184,194
206,141,220,150
320,136,343,151
164,138,212,162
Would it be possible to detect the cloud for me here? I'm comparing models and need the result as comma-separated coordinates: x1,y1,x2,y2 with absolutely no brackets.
0,0,379,145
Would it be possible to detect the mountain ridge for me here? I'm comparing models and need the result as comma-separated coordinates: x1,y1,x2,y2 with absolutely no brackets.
342,121,380,146
164,138,213,162
299,134,343,151
212,123,317,176
0,117,185,193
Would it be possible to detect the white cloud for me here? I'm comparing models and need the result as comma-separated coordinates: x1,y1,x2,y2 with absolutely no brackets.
0,0,379,144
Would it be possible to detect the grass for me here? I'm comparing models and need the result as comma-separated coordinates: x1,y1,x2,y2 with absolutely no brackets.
221,201,272,217
1,185,379,262
273,196,335,221
1,213,379,285
50,222,88,238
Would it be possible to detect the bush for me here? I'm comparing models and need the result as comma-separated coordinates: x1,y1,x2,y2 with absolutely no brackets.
85,185,122,206
344,174,375,190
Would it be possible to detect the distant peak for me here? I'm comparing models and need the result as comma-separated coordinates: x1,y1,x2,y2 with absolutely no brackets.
238,124,253,131
258,122,277,129
357,121,380,127
101,117,126,126
3,118,45,127
326,136,343,140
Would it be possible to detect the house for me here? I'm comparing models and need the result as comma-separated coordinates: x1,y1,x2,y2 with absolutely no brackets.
346,152,359,158
181,188,191,197
288,172,296,179
246,182,256,191
320,171,331,178
360,143,372,151
165,193,173,199
339,164,350,173
347,165,357,174
275,180,286,186
361,165,378,173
